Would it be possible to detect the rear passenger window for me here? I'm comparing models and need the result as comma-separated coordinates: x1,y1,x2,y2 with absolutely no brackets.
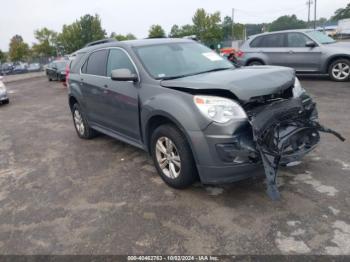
85,50,108,76
287,33,310,47
250,34,285,48
106,49,136,77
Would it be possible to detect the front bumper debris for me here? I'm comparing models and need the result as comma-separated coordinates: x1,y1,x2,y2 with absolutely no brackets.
249,98,345,200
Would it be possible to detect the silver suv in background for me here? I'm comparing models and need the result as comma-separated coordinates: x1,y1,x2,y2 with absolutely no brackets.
238,29,350,82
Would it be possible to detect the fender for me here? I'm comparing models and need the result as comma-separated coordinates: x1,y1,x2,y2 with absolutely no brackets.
323,54,350,73
68,82,85,111
141,93,210,159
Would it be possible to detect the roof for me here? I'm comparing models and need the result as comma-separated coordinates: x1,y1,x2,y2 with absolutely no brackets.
74,38,194,54
249,29,316,38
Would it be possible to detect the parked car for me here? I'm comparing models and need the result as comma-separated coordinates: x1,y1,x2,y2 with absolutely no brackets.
12,63,28,74
46,60,68,81
67,39,344,200
27,63,41,72
238,29,350,81
0,63,14,75
0,76,9,104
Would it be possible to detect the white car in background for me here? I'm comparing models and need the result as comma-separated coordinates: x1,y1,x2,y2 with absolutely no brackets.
0,76,9,104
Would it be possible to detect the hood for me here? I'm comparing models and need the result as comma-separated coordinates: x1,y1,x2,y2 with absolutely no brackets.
161,66,295,102
326,41,350,49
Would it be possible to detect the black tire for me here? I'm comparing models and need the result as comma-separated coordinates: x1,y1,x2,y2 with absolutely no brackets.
3,99,9,104
328,59,350,82
48,77,52,81
72,103,97,139
247,60,264,66
150,124,198,189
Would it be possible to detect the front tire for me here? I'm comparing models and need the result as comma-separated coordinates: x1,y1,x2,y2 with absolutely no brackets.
72,103,97,139
329,59,350,82
151,124,198,189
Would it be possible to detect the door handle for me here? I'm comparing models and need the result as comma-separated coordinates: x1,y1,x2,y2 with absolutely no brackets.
103,84,108,89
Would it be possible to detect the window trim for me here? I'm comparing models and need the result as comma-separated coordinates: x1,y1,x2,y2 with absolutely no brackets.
80,47,140,82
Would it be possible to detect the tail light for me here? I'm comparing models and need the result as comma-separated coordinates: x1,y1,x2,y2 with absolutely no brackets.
64,62,70,87
235,50,244,58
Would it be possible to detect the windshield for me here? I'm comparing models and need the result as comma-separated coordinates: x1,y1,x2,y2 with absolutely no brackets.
55,61,67,70
306,31,336,44
134,42,233,79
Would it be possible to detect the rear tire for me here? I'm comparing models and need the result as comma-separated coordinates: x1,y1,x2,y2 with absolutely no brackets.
247,60,264,66
329,59,350,82
72,103,97,139
151,124,198,189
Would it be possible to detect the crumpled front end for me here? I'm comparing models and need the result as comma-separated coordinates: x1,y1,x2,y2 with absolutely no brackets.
246,94,345,200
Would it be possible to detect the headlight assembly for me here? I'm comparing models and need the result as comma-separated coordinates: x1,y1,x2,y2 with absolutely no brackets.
293,77,305,97
193,95,247,124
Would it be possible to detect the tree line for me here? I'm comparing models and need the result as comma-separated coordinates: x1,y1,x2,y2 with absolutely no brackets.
1,3,349,63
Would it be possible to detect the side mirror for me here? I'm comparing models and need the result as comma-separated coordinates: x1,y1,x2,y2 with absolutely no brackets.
305,41,317,48
111,68,138,82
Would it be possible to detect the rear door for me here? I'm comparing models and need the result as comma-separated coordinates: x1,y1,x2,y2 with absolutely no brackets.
80,49,109,125
102,48,141,142
285,32,322,72
250,33,289,66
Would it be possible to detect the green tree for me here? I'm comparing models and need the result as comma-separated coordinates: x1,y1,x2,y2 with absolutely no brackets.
332,3,350,20
57,14,106,54
222,16,245,40
169,24,181,38
246,24,264,37
9,35,30,62
179,24,195,37
110,32,136,41
268,15,307,32
32,27,58,57
192,9,223,45
0,49,7,63
148,24,166,38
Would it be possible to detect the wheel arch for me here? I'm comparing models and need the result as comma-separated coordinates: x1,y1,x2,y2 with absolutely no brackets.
143,111,200,165
324,54,350,73
68,95,79,112
246,58,265,66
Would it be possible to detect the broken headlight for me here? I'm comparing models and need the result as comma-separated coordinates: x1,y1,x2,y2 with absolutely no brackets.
194,95,247,123
293,77,305,97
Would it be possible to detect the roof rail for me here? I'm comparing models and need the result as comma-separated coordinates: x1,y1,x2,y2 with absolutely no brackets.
84,38,117,47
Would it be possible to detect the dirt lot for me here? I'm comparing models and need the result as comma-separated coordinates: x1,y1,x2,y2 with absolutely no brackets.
0,77,349,255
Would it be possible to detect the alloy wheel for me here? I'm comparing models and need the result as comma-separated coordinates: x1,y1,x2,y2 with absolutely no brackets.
332,62,350,81
74,109,85,135
155,136,181,179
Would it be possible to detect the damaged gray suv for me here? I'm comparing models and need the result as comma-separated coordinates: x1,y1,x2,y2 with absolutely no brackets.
67,38,344,200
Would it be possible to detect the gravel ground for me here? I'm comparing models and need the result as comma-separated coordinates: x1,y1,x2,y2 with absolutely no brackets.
0,76,349,255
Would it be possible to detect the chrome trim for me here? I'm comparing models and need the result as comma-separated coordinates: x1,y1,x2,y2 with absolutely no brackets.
79,47,141,82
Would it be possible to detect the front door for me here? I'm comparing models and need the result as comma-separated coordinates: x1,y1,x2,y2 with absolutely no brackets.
285,32,322,72
103,48,141,142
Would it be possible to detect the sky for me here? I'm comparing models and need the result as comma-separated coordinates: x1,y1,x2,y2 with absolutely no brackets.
0,0,348,51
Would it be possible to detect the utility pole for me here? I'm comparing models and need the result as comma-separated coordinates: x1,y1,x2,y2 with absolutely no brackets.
306,0,313,27
232,8,235,41
314,0,317,29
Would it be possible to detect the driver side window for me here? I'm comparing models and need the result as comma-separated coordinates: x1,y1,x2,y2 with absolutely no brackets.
287,33,310,47
107,49,136,77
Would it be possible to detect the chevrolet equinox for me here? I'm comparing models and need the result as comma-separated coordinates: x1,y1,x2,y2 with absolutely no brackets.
67,38,344,200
